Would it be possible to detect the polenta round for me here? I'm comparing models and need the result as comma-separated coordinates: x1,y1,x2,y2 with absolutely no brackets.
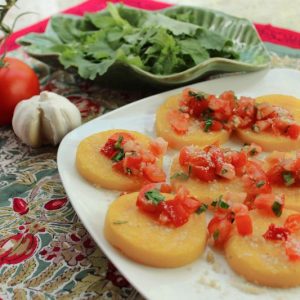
236,95,300,151
225,209,300,288
76,129,163,191
104,192,207,268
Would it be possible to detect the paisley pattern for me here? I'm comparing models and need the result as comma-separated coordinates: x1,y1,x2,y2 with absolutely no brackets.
1,44,300,299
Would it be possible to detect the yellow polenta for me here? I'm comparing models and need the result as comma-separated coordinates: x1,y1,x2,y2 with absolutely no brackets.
76,129,162,191
225,209,300,288
155,94,230,150
170,154,244,205
236,95,300,151
104,192,207,268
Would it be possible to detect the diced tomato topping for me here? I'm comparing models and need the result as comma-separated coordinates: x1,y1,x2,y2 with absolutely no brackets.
100,132,133,159
284,214,300,233
208,216,233,248
287,124,300,139
192,165,216,182
136,184,162,214
233,97,256,128
158,199,190,227
242,161,272,195
143,164,166,183
263,224,290,241
235,213,253,236
160,183,172,193
168,109,190,135
285,238,300,261
100,138,118,159
122,155,143,175
254,193,284,217
149,137,168,156
266,165,285,185
181,88,208,118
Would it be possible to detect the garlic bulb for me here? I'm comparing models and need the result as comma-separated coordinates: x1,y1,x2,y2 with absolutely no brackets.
12,91,82,147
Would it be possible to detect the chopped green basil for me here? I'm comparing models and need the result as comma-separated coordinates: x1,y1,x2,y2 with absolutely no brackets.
256,180,265,188
188,90,206,100
249,148,257,156
112,149,125,162
145,189,165,205
204,118,213,132
272,201,283,217
114,135,124,150
196,203,208,214
213,229,220,241
113,220,128,225
211,196,229,209
282,171,295,186
171,166,191,180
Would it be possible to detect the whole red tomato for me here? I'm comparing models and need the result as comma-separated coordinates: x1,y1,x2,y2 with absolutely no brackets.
0,57,40,125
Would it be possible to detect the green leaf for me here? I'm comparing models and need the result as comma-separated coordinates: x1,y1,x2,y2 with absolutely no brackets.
256,180,265,188
282,171,295,186
112,149,125,162
204,118,213,132
114,136,123,150
145,189,165,205
272,201,283,217
196,203,208,214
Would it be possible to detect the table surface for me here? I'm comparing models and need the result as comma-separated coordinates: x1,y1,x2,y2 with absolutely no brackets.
1,1,300,300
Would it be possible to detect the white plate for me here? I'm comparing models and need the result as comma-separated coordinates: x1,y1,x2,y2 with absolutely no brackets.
58,68,300,300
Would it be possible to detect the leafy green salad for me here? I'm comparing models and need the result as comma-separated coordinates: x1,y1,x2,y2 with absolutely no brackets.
19,4,254,80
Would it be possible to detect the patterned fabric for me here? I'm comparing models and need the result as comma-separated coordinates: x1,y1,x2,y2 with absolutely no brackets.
1,4,300,300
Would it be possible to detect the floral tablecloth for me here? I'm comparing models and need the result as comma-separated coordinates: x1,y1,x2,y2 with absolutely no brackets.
1,1,300,299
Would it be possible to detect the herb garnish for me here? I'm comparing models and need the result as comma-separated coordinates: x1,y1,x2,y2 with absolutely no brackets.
204,118,213,132
188,90,206,100
196,203,208,214
213,229,220,241
282,171,295,186
211,196,229,209
171,165,191,180
272,201,283,217
256,180,265,188
113,220,128,225
145,189,165,205
112,149,125,162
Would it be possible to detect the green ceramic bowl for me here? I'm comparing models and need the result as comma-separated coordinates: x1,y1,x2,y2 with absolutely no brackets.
18,4,270,89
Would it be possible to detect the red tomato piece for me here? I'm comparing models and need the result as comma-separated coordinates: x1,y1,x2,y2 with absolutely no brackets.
266,165,285,185
210,120,223,131
159,183,172,193
122,155,143,175
208,216,233,248
100,132,133,159
243,161,272,195
233,96,256,128
287,124,300,139
235,213,253,236
192,165,216,182
254,193,284,216
143,164,166,183
159,199,190,227
168,109,190,135
284,214,300,233
136,184,161,214
263,224,290,241
285,238,300,261
182,88,208,118
149,137,168,156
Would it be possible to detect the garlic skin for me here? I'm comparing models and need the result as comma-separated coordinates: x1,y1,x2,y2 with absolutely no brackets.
12,91,82,147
